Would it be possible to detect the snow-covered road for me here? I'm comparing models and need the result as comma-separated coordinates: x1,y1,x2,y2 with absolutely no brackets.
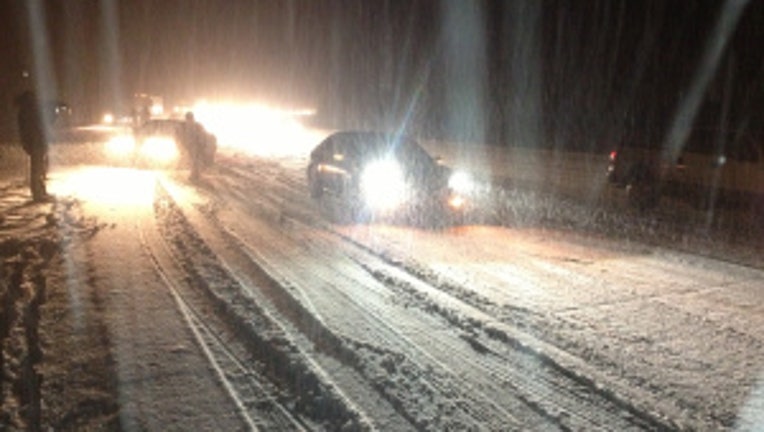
195,151,763,431
2,132,763,430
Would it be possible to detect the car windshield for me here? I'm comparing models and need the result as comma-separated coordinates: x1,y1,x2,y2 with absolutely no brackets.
2,1,763,431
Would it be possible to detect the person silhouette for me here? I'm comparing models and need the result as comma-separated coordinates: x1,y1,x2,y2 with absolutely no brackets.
181,111,205,182
15,90,49,201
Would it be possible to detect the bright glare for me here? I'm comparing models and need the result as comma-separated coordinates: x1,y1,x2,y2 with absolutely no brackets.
191,101,319,157
448,171,475,193
106,135,136,157
150,103,164,116
360,159,408,211
49,167,157,206
448,194,466,209
102,113,115,124
140,137,179,163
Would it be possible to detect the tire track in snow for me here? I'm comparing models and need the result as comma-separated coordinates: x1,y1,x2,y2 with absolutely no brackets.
161,177,510,429
165,167,549,428
233,207,665,431
148,181,370,431
189,162,646,430
347,254,672,431
212,154,679,430
217,224,534,430
142,234,263,432
140,221,308,431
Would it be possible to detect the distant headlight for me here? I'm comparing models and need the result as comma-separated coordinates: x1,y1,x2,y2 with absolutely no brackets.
447,194,467,210
360,159,408,211
106,135,136,157
140,137,179,163
448,171,475,193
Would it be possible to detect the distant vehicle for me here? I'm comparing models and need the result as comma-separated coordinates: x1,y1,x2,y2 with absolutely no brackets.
307,131,476,224
48,101,72,127
106,118,217,168
607,127,764,211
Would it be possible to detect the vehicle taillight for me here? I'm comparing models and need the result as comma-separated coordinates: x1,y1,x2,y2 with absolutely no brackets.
609,150,618,161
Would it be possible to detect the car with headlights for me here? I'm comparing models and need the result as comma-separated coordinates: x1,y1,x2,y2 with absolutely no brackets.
105,119,217,168
307,131,475,224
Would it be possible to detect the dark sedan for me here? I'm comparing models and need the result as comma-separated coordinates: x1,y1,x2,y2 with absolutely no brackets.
307,131,475,224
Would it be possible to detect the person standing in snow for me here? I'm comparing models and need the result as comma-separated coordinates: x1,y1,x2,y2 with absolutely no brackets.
181,111,205,182
15,90,49,201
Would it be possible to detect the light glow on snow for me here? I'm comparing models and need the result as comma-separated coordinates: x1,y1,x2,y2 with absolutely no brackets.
105,134,136,158
140,137,180,164
49,166,157,206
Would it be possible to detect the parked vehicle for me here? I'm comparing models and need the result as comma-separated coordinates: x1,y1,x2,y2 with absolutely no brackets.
607,127,764,211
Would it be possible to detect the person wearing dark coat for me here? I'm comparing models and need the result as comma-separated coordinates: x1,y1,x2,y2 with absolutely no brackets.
181,111,205,182
15,90,49,201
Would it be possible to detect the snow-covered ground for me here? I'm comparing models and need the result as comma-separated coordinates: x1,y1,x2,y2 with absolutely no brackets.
1,129,763,430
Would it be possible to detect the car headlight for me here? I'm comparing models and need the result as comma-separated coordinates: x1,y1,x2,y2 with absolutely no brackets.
448,171,475,194
140,137,179,163
106,135,136,157
360,159,408,211
447,194,467,209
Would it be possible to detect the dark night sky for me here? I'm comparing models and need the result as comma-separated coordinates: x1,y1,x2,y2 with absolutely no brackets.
1,0,763,147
